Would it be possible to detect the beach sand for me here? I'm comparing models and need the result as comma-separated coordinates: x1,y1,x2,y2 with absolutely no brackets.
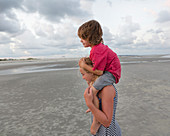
117,61,170,136
0,55,170,136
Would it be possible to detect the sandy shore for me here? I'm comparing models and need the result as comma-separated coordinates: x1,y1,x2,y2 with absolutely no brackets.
117,61,170,136
0,55,170,136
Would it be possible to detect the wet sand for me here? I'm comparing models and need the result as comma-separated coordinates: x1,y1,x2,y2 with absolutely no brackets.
0,55,170,136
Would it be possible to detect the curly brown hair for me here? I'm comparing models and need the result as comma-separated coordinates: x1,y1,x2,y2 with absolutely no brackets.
78,20,103,45
82,57,99,84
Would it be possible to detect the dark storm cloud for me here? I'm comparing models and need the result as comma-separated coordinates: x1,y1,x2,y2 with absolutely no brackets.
156,10,170,23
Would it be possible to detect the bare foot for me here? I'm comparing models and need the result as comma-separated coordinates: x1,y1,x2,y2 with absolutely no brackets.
86,108,91,113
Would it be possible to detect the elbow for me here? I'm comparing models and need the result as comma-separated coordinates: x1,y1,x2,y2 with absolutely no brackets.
103,120,111,128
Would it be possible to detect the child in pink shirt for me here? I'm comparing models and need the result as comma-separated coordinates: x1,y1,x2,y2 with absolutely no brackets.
78,20,121,135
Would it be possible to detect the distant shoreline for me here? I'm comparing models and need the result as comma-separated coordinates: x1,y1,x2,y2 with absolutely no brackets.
0,58,38,61
0,54,170,62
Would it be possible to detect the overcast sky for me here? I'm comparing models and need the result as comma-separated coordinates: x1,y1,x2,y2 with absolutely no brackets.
0,0,170,58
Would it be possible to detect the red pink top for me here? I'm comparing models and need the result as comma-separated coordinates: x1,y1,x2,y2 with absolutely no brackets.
90,43,121,83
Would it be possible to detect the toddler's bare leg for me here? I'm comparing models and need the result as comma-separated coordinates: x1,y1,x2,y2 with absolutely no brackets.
90,86,101,135
91,116,101,135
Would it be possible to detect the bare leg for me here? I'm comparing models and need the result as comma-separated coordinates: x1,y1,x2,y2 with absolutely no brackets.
91,116,101,135
90,86,101,135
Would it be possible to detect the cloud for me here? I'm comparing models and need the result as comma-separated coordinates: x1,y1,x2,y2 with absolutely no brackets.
0,14,22,34
0,0,23,12
10,21,82,57
0,0,24,34
164,0,170,7
0,0,95,58
156,10,170,23
0,0,92,35
147,29,164,34
106,14,170,55
0,0,170,57
113,16,140,46
134,28,170,52
106,0,112,6
23,0,90,22
103,26,114,43
0,34,12,44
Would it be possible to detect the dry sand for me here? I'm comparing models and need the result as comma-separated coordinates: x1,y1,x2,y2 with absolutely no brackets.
0,55,170,136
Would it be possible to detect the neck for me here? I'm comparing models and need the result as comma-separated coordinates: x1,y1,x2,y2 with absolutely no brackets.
90,43,102,48
90,45,94,48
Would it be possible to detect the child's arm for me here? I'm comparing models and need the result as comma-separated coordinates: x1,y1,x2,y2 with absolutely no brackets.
79,58,103,76
84,63,103,76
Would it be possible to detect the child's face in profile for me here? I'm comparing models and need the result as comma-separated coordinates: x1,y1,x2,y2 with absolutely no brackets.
80,38,91,48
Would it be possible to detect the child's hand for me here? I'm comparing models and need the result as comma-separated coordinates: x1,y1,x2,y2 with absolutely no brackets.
79,57,85,67
84,87,93,108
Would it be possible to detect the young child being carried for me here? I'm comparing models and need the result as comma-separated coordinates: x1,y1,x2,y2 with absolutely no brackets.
78,20,121,135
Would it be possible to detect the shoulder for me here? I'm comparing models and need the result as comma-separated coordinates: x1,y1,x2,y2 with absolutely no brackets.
99,85,116,99
93,43,108,53
96,43,108,50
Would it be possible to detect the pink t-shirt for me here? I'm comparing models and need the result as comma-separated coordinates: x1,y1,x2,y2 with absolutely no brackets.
90,43,121,83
